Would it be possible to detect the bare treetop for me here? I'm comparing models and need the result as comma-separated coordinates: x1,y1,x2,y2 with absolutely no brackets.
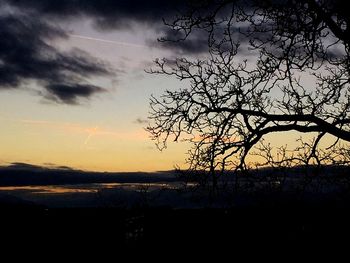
147,0,350,186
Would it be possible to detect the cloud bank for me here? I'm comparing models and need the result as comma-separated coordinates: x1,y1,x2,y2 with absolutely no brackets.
0,3,117,104
0,0,212,103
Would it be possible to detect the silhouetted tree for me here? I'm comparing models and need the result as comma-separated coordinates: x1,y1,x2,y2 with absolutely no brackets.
147,0,350,190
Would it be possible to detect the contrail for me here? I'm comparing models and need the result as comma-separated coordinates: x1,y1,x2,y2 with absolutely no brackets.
84,126,99,145
69,34,147,48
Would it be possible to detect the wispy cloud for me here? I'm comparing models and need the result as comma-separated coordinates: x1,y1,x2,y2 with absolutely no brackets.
19,119,148,142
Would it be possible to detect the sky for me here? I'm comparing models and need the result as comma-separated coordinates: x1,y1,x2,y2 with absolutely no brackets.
0,0,339,172
0,0,199,172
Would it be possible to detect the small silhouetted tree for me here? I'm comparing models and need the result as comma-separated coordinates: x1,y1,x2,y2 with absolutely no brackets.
147,0,350,190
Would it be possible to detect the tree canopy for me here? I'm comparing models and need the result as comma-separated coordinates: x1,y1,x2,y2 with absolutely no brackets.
147,0,350,181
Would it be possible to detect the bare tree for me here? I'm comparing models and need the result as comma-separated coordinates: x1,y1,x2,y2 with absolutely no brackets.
147,0,350,190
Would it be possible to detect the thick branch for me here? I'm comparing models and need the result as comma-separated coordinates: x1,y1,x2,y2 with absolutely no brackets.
210,107,350,142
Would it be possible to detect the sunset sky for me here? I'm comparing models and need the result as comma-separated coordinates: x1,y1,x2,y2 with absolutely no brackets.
0,1,199,171
0,0,336,172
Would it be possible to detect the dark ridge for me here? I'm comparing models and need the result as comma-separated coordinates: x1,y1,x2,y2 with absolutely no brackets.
0,163,177,186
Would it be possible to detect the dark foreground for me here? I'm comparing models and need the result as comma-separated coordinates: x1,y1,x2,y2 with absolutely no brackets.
1,204,349,259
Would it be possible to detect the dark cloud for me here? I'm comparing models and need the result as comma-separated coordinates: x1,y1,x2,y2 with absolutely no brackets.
134,118,148,125
6,0,198,53
159,38,209,55
41,162,74,170
8,0,184,30
5,162,76,171
44,83,106,104
149,28,210,55
0,0,193,103
0,0,233,104
7,162,44,170
0,11,113,104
